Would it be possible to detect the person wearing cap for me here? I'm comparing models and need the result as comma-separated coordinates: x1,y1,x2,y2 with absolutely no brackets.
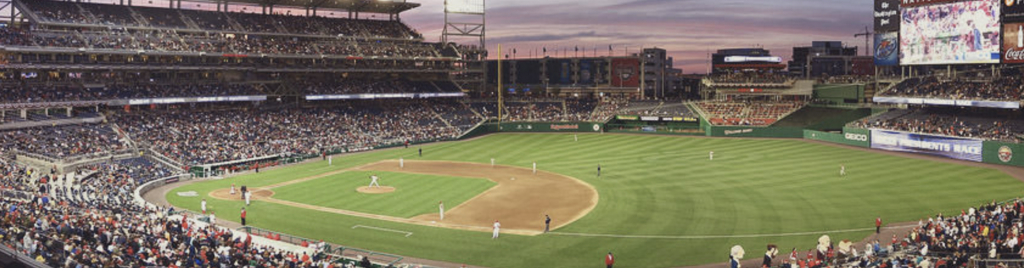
492,220,500,239
606,252,615,268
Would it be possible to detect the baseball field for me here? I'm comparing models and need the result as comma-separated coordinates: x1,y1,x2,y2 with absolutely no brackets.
164,133,1024,267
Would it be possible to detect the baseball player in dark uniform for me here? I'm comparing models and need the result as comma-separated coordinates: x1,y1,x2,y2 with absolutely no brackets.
545,215,551,233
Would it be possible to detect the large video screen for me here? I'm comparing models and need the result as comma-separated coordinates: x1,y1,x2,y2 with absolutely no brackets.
900,0,1001,65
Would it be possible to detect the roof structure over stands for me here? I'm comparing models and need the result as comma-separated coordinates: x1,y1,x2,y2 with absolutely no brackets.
209,0,420,14
38,0,420,15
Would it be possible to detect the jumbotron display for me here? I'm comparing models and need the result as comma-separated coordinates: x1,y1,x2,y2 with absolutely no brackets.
900,0,1001,65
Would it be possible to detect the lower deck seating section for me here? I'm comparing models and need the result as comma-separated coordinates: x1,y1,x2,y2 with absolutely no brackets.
881,76,1024,101
851,108,1020,142
0,155,336,267
0,123,127,159
114,100,472,165
697,101,805,126
0,84,95,104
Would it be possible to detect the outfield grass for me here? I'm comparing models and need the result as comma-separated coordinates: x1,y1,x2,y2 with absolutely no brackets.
272,171,496,218
166,133,1024,267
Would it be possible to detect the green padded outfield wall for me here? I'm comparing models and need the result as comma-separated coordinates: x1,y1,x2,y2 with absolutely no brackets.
982,141,1024,167
705,125,805,138
803,129,870,148
498,122,604,132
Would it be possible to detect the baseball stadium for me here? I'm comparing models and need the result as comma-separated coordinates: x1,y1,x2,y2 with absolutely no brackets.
3,0,1024,267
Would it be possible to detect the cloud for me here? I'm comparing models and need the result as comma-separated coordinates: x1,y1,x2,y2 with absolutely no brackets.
401,0,872,73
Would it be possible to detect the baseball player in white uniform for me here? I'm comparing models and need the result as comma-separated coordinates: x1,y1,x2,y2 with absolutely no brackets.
491,158,495,168
209,212,216,225
840,164,846,176
230,184,236,195
400,157,404,168
328,155,333,165
574,133,578,142
532,161,537,174
709,151,714,160
369,174,381,188
492,220,501,239
244,191,251,206
439,201,445,221
201,199,207,214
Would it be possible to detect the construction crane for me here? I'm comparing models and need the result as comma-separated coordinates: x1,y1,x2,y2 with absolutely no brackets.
854,26,872,57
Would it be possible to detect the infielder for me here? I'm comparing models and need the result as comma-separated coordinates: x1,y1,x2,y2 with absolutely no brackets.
230,184,236,195
400,157,404,168
532,161,537,174
492,220,501,239
491,158,495,168
328,155,333,165
840,165,846,176
244,191,251,206
709,151,714,160
439,201,445,221
369,174,381,188
201,198,207,214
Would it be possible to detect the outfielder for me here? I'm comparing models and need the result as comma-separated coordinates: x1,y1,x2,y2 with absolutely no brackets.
597,164,601,177
840,165,846,176
369,174,381,188
492,220,501,239
439,201,445,221
328,155,333,165
709,151,714,160
574,133,578,142
201,198,207,214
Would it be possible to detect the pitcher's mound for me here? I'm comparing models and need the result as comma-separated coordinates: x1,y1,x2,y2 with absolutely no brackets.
357,186,396,194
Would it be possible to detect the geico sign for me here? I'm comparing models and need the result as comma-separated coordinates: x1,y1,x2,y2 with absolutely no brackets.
845,133,869,141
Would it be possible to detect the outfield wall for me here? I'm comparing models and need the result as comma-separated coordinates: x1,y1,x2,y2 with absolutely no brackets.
498,122,604,132
983,141,1024,167
803,130,870,148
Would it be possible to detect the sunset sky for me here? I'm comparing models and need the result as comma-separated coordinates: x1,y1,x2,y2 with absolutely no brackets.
399,0,873,74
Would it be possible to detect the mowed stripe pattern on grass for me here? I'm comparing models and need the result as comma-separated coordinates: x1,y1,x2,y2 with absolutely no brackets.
166,133,1024,268
271,171,496,218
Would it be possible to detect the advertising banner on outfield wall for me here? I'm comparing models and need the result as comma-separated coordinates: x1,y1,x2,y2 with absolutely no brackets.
982,141,1024,167
871,130,983,162
875,0,899,32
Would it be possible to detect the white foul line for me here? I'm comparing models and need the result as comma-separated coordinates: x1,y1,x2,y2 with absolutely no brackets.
546,224,917,239
352,225,413,237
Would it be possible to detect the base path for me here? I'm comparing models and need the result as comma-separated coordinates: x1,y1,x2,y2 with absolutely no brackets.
354,160,598,234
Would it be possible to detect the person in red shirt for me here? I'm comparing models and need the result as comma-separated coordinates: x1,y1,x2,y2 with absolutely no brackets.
241,207,247,226
606,252,614,268
876,217,882,233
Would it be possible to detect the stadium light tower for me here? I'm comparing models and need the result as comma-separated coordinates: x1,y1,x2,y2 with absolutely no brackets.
442,0,486,93
442,0,485,48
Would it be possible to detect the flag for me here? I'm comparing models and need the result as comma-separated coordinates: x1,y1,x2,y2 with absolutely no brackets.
543,47,547,53
513,48,517,54
574,46,578,52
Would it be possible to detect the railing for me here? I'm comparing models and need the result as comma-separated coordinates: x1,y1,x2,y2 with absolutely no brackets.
238,226,407,267
133,173,192,210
